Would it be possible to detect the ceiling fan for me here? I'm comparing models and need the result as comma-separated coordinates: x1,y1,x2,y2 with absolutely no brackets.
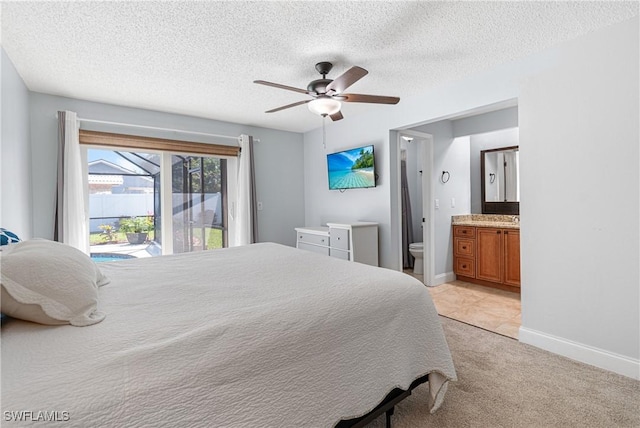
254,62,400,121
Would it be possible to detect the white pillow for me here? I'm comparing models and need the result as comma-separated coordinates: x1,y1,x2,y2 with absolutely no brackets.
0,239,109,326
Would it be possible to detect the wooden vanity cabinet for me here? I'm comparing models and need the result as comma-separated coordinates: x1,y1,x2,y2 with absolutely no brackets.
453,226,476,279
476,228,503,283
453,225,520,292
503,229,521,286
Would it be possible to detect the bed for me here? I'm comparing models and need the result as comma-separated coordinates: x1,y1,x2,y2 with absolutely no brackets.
1,242,456,427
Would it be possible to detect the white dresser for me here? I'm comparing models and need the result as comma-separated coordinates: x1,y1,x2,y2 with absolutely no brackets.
295,222,379,266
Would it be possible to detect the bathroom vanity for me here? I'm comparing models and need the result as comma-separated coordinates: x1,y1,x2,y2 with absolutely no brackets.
452,214,520,292
295,222,379,266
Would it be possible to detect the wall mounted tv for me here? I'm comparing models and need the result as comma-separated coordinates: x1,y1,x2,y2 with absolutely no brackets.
327,145,376,190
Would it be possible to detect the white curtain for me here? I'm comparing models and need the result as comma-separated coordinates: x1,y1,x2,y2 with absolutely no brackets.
55,111,89,253
233,134,258,246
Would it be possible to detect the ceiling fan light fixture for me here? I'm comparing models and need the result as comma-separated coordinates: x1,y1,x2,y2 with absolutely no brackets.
308,97,341,116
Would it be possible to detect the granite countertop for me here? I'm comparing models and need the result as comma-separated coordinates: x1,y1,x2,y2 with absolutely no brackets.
452,214,520,229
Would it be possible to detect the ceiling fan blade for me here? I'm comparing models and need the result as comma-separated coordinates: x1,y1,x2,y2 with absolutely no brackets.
265,99,311,113
254,80,310,95
330,111,344,121
325,66,368,94
342,93,400,104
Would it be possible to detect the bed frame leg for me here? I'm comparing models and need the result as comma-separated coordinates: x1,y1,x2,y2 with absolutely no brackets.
385,406,394,428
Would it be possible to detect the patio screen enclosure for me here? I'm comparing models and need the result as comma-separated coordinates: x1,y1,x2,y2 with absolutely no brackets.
88,149,227,253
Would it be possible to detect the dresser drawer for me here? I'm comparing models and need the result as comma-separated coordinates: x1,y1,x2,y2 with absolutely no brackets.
454,257,475,278
330,248,349,260
454,226,476,238
297,232,329,247
297,241,330,255
330,228,349,250
454,238,475,258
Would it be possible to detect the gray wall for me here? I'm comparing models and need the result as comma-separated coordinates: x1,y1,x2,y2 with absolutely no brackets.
411,121,471,280
28,93,305,246
304,17,639,377
451,106,518,138
518,17,638,376
450,107,519,214
1,48,32,239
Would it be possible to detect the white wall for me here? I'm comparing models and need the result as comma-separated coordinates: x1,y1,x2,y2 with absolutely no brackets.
518,17,639,378
1,48,32,239
469,127,519,213
29,93,305,247
304,17,639,377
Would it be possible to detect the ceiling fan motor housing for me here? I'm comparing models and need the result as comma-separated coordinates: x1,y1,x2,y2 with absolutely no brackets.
307,79,332,95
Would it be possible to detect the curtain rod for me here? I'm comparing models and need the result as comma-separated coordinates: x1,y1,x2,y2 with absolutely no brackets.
76,117,242,142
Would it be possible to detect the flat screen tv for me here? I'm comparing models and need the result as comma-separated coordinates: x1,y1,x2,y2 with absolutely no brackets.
327,145,376,190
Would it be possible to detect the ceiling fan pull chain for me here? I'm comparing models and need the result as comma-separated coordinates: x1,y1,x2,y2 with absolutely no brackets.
322,116,326,149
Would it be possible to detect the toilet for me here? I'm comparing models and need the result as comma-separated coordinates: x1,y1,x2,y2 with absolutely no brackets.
409,242,424,275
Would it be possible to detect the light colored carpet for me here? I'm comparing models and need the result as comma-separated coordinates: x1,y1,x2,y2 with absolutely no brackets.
368,316,640,427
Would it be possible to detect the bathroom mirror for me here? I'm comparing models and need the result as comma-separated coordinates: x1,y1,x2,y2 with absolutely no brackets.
481,146,519,215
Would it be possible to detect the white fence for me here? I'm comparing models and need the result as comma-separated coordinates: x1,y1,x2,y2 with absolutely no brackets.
89,193,222,233
89,194,154,232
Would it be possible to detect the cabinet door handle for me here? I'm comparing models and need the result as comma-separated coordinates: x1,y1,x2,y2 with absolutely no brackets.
497,230,501,234
505,231,509,235
462,230,467,234
462,246,467,250
462,264,467,268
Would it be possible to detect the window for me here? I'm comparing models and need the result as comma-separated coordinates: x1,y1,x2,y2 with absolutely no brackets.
81,131,238,261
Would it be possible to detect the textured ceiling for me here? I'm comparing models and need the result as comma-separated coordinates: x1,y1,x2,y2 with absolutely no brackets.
2,1,638,133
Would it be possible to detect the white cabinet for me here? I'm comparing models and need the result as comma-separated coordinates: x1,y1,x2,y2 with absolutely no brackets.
295,227,330,256
295,222,378,266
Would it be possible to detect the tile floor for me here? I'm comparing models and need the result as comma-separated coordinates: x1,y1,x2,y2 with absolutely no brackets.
404,270,521,339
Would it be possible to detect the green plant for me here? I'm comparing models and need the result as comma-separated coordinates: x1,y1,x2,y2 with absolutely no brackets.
98,224,115,242
118,216,153,233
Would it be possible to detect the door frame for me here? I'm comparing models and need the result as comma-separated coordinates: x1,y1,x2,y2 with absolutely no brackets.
395,130,435,286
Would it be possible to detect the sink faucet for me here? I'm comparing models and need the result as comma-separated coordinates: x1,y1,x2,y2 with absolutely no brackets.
512,216,520,223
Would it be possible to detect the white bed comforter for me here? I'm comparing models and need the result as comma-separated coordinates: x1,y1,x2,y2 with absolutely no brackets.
2,243,456,427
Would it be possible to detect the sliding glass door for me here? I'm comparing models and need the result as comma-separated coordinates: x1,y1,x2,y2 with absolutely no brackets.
87,148,229,260
171,155,227,253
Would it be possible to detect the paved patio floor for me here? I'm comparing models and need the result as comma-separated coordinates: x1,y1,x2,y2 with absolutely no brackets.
90,242,156,258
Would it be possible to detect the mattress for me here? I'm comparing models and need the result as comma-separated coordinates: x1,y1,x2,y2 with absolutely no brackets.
1,243,456,427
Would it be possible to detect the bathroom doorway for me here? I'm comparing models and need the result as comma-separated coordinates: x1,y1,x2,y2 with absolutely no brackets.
398,130,434,286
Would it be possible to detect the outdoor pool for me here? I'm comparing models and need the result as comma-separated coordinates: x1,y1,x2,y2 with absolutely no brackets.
91,253,137,263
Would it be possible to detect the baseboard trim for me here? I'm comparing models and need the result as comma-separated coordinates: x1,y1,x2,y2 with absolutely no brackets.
431,271,456,287
519,326,640,380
